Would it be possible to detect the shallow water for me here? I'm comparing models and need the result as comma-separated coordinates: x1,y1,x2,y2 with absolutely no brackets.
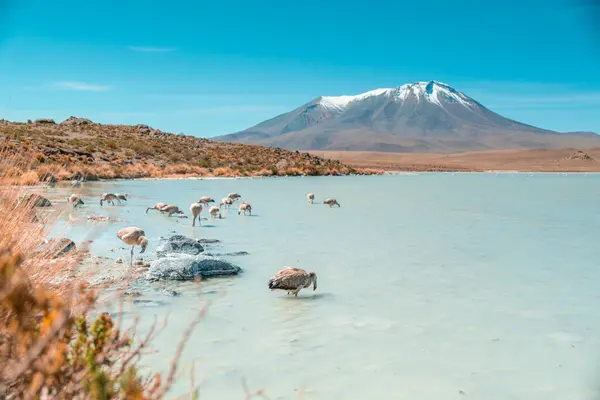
44,173,600,399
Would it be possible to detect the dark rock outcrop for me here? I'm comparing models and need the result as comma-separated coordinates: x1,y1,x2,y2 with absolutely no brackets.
203,251,249,257
569,150,593,161
34,118,56,125
43,147,94,160
36,238,76,259
61,116,93,126
156,235,204,258
20,193,52,207
145,254,241,281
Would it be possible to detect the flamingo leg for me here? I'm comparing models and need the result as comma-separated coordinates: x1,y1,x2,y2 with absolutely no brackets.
130,246,134,267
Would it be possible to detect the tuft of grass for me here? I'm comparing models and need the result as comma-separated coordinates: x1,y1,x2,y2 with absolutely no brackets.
0,153,204,398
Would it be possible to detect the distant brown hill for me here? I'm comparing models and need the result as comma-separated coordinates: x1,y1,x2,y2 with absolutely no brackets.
0,117,368,184
308,148,600,172
215,81,600,153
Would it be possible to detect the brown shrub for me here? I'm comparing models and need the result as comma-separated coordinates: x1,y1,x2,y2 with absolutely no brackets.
0,155,204,398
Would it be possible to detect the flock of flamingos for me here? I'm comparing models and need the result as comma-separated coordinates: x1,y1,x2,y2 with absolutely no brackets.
65,190,341,297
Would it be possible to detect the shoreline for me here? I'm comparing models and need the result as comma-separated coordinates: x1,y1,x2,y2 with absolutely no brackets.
307,148,600,174
18,169,600,191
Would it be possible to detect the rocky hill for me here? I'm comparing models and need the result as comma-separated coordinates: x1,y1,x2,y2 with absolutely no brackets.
0,117,367,184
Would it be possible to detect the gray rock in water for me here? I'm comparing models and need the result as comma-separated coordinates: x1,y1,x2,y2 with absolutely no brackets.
19,193,52,208
161,288,181,297
36,237,76,259
132,299,168,307
145,254,242,281
203,251,249,257
156,235,204,257
198,238,221,244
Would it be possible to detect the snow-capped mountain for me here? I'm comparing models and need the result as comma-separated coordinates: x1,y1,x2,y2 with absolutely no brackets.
215,81,600,153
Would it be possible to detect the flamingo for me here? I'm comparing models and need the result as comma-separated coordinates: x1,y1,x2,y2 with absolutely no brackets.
116,227,148,266
67,194,84,208
219,197,233,209
160,205,185,217
197,196,215,205
146,202,167,214
323,198,340,207
307,192,315,204
190,202,203,227
209,206,222,219
268,267,317,297
238,201,252,216
100,193,121,206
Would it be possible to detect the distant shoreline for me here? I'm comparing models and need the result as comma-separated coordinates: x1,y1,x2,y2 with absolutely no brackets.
307,148,600,173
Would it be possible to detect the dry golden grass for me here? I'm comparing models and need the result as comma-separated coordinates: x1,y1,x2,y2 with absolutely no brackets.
0,154,206,398
0,119,379,184
308,148,600,172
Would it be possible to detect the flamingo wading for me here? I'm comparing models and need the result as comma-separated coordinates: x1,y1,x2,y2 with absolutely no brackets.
268,267,318,297
238,201,252,216
146,202,167,214
116,227,148,266
190,202,203,227
67,194,84,208
323,198,340,207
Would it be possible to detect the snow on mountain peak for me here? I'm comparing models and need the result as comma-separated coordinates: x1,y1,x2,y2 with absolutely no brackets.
317,81,476,111
319,88,392,111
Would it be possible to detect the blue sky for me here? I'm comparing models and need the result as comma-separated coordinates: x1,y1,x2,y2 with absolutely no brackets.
0,0,599,137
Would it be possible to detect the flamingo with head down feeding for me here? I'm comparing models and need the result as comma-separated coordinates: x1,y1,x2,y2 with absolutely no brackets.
116,226,148,266
268,267,317,297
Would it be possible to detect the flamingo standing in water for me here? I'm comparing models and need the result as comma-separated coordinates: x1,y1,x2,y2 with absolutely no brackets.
323,198,340,207
209,206,222,219
116,227,148,266
268,267,318,297
198,196,215,205
160,205,185,217
228,193,241,201
100,193,121,206
190,202,203,227
219,197,233,209
307,193,315,204
146,202,167,214
67,194,84,208
238,201,252,216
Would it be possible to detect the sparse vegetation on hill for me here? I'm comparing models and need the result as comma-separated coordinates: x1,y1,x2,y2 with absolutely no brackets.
0,118,377,184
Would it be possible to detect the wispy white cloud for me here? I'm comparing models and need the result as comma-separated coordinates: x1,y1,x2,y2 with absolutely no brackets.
53,81,111,92
127,46,177,53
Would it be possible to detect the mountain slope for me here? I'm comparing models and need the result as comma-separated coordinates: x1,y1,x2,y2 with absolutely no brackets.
215,81,600,153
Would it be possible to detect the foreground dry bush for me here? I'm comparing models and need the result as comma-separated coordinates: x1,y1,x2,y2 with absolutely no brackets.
0,156,203,399
0,118,380,184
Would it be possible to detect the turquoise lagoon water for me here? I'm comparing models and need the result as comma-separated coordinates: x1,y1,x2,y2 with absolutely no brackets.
43,173,600,399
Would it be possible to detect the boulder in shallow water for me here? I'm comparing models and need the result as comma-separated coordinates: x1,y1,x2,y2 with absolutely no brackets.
37,238,76,259
203,251,249,257
19,193,52,208
156,234,204,257
145,254,242,281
